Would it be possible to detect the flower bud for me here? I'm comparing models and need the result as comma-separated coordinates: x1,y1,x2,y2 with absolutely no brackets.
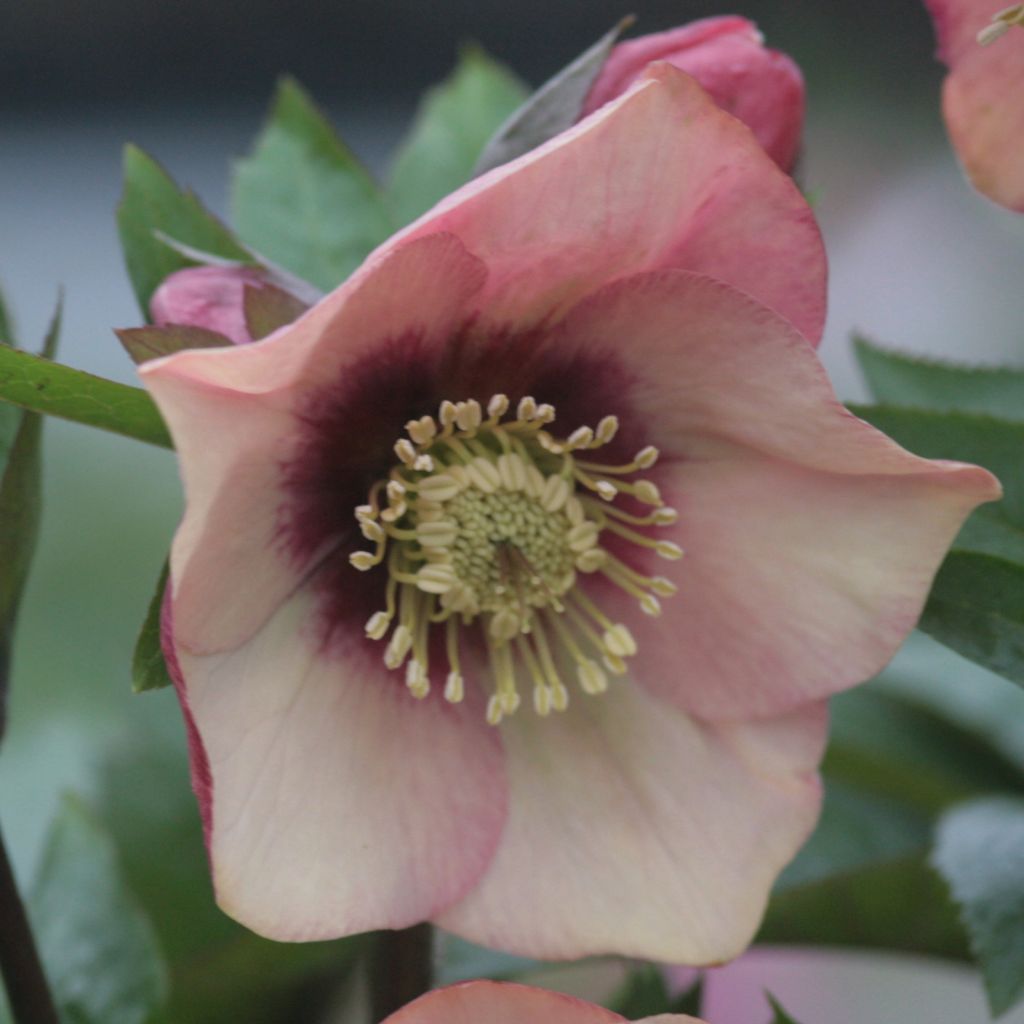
581,16,804,172
150,265,270,345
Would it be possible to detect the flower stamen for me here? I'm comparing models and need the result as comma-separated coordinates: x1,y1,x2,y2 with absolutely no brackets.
352,395,679,723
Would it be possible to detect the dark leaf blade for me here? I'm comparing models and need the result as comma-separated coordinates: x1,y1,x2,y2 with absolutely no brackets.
232,77,393,291
669,974,703,1015
780,686,1024,891
0,345,171,448
932,797,1024,1016
850,404,1024,570
767,993,805,1024
0,284,14,344
117,145,250,315
855,336,1024,420
762,856,969,961
29,795,169,1024
472,19,630,177
243,284,309,341
0,299,61,726
388,47,529,225
115,325,233,366
608,964,672,1016
918,551,1024,688
133,562,172,693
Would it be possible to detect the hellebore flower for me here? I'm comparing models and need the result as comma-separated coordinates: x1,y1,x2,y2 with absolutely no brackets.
140,66,999,963
381,980,705,1024
581,16,804,171
925,0,1024,210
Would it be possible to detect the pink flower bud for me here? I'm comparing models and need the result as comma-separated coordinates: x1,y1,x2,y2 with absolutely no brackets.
150,265,269,345
582,16,804,171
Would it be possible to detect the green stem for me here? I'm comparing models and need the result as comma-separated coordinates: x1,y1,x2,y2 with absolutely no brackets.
0,346,171,449
369,924,433,1022
0,823,60,1024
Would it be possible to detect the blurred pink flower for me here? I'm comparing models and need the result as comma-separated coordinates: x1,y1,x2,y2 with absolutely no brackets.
382,980,704,1024
140,66,998,962
582,16,804,171
151,265,275,344
925,0,1024,210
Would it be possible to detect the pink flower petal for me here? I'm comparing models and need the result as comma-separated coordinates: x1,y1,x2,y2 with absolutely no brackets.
582,17,804,171
925,0,1024,210
556,271,1000,718
386,65,825,343
141,234,487,655
171,585,507,941
437,685,826,963
384,981,629,1024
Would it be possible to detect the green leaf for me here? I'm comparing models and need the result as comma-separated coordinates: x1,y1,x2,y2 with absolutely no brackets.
29,794,168,1024
608,965,702,1017
932,797,1024,1016
388,47,528,225
767,993,804,1024
762,856,968,961
0,344,172,449
233,78,392,291
780,687,1024,890
849,405,1024,682
849,405,1024,557
118,145,250,314
132,562,172,693
608,964,672,1016
919,551,1024,688
0,300,61,713
472,19,628,177
243,283,309,341
0,284,14,344
855,336,1024,420
115,325,232,366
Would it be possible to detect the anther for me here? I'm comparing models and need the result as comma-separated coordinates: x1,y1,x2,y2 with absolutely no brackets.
444,671,465,703
487,393,509,420
406,416,437,445
455,400,482,432
567,426,594,450
350,551,378,571
384,625,414,669
595,415,619,445
603,624,637,657
517,396,538,422
655,541,684,560
416,564,458,594
394,438,417,465
635,445,659,469
406,660,430,698
633,480,662,506
361,519,385,542
578,659,608,695
439,400,458,428
417,474,462,502
365,611,392,639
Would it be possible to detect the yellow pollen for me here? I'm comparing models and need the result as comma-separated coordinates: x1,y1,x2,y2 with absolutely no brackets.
978,4,1024,43
350,395,680,723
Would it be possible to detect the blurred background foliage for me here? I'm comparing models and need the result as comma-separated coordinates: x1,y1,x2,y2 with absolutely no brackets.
3,1,1024,1022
